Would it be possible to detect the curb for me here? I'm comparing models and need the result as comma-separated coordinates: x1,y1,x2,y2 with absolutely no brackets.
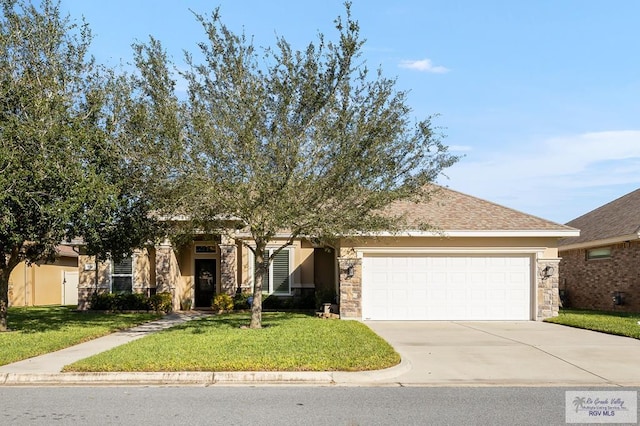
0,371,332,386
0,359,411,386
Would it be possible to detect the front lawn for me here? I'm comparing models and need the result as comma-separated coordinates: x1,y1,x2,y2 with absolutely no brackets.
0,306,162,366
65,312,400,372
545,308,640,339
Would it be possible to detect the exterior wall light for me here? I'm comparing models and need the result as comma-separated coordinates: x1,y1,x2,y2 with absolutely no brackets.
540,266,554,280
346,264,354,278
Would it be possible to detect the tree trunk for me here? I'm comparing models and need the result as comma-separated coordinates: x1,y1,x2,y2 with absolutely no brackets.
0,248,20,332
249,244,267,329
0,271,9,332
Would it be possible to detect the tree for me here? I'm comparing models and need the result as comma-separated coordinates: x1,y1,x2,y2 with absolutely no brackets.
0,0,157,331
64,70,161,268
135,3,458,328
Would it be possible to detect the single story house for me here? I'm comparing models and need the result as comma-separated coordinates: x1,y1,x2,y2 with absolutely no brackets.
8,245,79,307
559,188,640,312
76,187,578,321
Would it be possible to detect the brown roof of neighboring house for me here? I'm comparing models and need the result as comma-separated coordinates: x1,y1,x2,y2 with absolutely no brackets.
559,188,640,248
387,186,576,233
56,244,79,258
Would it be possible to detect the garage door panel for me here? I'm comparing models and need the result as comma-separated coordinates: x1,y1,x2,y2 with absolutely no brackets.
362,255,531,320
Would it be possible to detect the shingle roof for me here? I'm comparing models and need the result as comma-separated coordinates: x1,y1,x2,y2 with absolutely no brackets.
387,186,575,233
559,188,640,247
56,244,79,258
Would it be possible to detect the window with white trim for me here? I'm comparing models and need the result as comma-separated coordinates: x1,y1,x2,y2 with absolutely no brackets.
253,248,291,295
111,257,133,293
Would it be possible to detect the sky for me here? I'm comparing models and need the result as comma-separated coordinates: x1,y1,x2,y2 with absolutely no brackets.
59,0,640,224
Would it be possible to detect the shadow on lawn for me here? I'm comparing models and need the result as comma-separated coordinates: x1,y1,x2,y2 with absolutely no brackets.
174,311,316,334
7,306,159,333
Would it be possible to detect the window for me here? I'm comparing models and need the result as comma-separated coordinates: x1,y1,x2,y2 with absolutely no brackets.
195,245,217,254
587,247,611,260
253,248,291,295
111,257,133,293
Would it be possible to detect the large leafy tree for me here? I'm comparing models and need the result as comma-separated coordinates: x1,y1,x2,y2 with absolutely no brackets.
0,0,157,331
135,3,458,328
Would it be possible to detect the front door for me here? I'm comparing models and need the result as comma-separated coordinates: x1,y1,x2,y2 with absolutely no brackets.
195,259,216,308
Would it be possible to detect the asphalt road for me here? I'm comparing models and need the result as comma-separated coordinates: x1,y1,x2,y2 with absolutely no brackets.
3,386,636,425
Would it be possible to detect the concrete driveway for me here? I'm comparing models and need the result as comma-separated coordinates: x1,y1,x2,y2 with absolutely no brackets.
366,321,640,386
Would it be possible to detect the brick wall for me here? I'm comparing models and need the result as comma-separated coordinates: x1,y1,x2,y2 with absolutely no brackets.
559,241,640,312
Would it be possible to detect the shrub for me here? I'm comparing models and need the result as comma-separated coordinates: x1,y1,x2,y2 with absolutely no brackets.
114,293,149,311
233,293,251,310
212,293,234,312
296,290,316,309
262,295,294,310
89,291,173,313
149,292,173,313
89,292,116,311
315,288,337,310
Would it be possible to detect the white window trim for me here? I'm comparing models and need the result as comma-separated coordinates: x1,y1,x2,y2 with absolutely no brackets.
250,247,293,296
110,255,135,293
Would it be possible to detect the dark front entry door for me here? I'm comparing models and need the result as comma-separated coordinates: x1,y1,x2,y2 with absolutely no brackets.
195,259,216,308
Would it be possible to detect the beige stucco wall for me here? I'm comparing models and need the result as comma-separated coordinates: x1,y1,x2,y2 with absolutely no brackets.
298,240,315,288
8,257,78,307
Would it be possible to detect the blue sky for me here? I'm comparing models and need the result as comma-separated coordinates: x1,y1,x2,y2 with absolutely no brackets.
59,0,640,224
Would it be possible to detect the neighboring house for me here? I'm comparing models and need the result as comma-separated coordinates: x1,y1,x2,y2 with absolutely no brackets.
8,245,79,307
559,188,640,312
76,187,577,321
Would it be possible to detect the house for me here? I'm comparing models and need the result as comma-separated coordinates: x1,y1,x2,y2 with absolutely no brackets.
76,187,577,320
8,245,79,307
558,188,640,312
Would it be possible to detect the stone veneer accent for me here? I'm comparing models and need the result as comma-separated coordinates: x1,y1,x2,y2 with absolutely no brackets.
559,241,640,312
154,242,174,294
77,255,110,310
536,259,560,320
338,256,362,319
218,238,237,294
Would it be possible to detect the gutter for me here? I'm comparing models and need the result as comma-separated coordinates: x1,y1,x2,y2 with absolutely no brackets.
559,233,640,251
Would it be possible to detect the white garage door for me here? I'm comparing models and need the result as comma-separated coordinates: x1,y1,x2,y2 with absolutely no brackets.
362,255,531,320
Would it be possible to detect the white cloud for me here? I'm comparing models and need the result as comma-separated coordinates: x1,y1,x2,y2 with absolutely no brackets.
399,59,449,74
440,130,640,222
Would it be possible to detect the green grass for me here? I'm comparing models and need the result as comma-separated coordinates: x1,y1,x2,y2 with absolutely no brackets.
65,312,400,372
545,308,640,339
0,306,162,366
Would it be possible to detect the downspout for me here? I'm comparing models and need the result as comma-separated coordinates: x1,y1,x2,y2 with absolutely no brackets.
95,259,99,295
24,262,28,307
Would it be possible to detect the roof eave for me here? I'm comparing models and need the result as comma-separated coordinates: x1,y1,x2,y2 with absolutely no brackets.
559,232,640,251
346,229,581,238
